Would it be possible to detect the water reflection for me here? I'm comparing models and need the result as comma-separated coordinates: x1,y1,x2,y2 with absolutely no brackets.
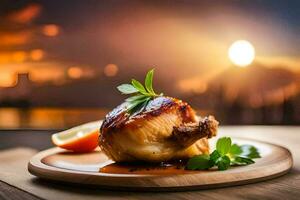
0,108,108,129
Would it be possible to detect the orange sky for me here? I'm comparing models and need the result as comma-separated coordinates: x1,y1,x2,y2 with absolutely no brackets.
0,1,299,106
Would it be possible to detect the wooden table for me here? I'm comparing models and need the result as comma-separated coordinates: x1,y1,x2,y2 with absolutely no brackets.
0,126,299,200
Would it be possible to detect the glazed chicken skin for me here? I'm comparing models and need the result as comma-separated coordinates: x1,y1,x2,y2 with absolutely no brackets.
99,96,218,162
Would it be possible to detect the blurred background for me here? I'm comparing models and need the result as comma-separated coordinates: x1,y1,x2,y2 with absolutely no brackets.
0,0,299,129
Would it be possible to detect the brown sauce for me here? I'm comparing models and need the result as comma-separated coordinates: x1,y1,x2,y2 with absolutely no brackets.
99,160,200,175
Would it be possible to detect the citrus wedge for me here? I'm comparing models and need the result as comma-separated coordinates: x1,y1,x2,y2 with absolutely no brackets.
52,122,100,152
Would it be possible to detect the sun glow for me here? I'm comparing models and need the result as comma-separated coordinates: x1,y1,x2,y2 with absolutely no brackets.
228,40,255,67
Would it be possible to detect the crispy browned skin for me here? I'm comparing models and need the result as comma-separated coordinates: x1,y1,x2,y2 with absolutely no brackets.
99,96,218,162
100,96,195,132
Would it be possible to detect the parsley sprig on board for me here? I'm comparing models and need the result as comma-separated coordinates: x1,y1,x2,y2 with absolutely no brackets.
117,69,162,112
186,137,261,171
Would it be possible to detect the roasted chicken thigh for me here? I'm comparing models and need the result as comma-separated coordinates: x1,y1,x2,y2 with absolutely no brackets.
99,96,218,162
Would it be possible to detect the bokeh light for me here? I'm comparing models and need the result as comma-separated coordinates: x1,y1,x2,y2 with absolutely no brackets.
42,24,60,37
30,49,44,61
12,51,27,63
104,64,118,77
8,4,42,24
68,67,83,79
0,72,18,87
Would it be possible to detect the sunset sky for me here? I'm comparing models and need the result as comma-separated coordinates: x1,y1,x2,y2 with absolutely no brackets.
0,0,299,108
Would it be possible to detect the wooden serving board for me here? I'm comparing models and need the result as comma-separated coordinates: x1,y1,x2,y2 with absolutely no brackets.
28,136,292,191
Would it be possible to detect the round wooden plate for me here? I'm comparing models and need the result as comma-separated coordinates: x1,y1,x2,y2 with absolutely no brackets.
28,122,293,191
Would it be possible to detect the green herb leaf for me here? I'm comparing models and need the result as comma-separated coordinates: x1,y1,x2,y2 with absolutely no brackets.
186,154,212,170
229,143,243,156
231,156,255,165
186,137,261,171
125,95,148,102
240,145,261,159
145,69,155,95
216,155,231,170
131,79,147,94
210,150,221,164
117,84,139,94
216,137,232,156
117,69,162,113
126,97,151,112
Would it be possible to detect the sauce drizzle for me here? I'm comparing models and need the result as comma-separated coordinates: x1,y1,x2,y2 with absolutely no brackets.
99,160,200,175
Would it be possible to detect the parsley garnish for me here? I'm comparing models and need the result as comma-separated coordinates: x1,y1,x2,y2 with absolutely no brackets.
117,69,162,112
186,137,261,171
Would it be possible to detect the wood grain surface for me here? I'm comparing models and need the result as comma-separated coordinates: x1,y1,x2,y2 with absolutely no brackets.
28,136,292,191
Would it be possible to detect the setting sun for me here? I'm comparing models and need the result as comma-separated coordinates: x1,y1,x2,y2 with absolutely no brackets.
228,40,255,67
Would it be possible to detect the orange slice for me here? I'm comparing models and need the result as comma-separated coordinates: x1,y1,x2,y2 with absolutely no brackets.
52,122,100,152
